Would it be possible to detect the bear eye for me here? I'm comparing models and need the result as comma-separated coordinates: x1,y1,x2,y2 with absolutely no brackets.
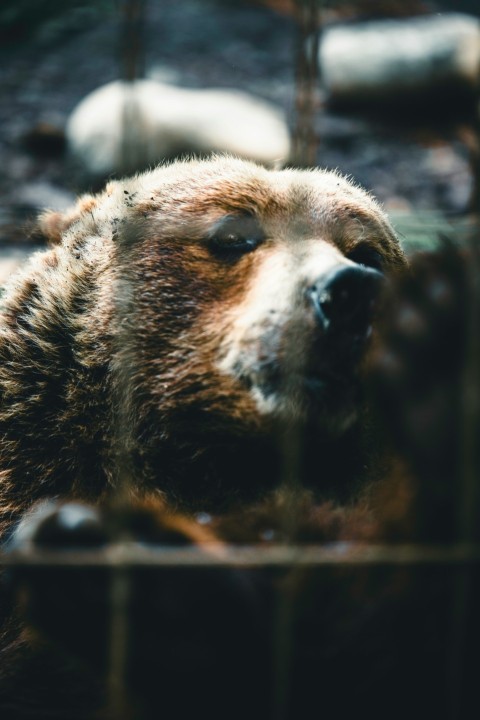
347,244,384,272
208,214,265,257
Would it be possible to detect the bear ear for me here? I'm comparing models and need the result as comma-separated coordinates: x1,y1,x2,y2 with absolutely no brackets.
33,193,99,245
35,210,68,245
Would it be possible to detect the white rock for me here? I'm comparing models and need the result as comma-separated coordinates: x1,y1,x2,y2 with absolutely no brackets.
66,80,291,180
12,182,75,212
320,13,480,104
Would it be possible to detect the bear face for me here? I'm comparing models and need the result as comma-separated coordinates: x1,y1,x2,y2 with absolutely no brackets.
115,158,402,424
0,157,404,521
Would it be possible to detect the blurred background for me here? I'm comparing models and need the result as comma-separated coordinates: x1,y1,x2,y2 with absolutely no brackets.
0,0,480,270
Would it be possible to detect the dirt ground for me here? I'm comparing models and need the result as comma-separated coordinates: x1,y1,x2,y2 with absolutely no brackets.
0,0,478,279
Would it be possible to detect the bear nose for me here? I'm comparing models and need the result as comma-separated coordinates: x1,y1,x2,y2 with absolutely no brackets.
307,265,383,337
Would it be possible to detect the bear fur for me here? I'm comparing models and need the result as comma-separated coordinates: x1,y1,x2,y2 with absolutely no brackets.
0,156,404,534
1,157,477,720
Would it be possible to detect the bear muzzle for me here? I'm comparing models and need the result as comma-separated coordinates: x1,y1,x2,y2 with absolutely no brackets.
220,262,384,428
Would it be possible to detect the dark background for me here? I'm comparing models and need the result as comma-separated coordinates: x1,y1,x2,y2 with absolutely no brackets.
0,0,479,251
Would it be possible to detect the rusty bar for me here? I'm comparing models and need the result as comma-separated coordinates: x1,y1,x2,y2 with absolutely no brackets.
118,0,150,176
291,0,321,167
120,0,146,83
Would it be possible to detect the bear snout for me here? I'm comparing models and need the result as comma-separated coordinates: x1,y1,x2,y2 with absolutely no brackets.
307,264,384,343
218,262,384,422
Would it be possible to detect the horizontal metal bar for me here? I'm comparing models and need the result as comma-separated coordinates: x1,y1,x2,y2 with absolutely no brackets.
2,542,480,568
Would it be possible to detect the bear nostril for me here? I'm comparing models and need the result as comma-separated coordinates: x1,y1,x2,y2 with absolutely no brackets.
308,265,383,337
307,286,331,331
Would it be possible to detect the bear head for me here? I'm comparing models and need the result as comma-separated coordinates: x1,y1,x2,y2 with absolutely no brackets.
0,157,405,515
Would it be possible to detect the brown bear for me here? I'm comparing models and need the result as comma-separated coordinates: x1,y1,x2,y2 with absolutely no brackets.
0,155,404,537
6,158,477,720
0,156,417,720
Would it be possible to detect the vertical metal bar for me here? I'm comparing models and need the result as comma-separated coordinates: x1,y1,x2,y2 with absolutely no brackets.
120,0,146,83
118,0,148,176
107,566,132,720
291,0,321,167
272,3,322,717
448,45,480,720
271,420,304,720
271,570,297,720
111,270,137,504
447,249,479,720
469,80,480,217
105,203,139,719
106,3,149,714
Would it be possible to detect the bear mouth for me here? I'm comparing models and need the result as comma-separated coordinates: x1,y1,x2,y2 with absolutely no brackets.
223,315,372,434
240,359,362,432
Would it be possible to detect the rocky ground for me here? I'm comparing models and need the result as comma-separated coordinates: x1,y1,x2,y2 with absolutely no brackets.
0,0,479,279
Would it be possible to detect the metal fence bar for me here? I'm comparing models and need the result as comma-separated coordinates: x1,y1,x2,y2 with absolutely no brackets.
3,543,480,567
107,566,132,720
107,3,150,715
448,51,480,719
273,2,323,714
120,0,146,83
291,0,321,167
